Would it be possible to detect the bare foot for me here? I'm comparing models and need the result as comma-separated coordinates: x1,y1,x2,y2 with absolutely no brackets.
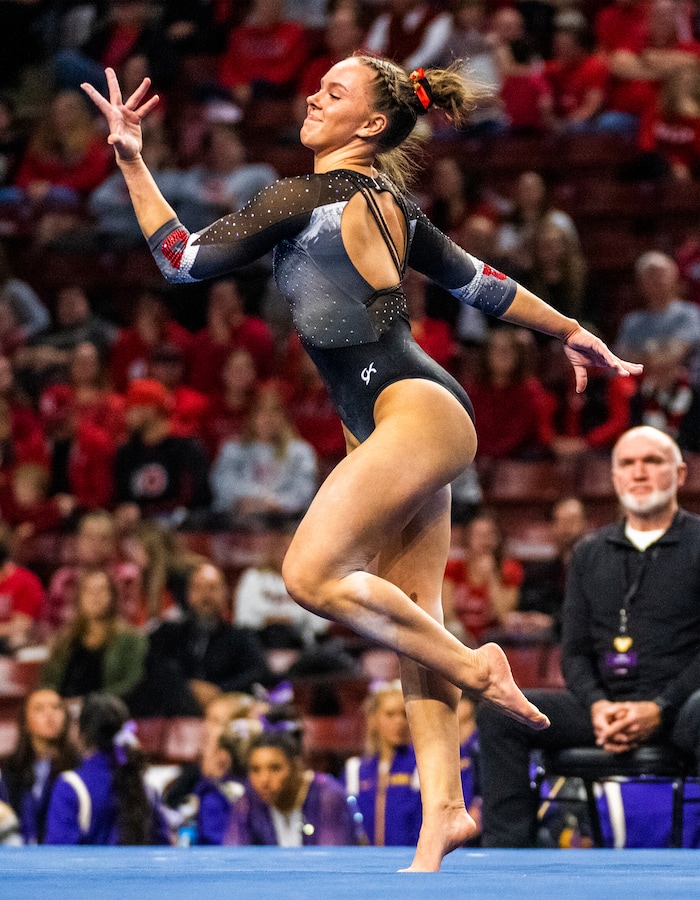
399,806,477,873
473,643,550,730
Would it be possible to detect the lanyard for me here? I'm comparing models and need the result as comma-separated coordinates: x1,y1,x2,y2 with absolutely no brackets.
618,548,657,639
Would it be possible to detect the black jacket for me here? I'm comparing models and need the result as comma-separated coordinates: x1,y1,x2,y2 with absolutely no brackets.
562,509,700,717
146,615,269,694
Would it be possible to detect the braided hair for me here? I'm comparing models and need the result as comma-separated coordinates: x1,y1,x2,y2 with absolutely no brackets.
354,55,481,190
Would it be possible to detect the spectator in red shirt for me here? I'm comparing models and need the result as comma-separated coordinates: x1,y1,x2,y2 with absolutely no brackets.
147,342,208,439
40,384,115,513
442,511,523,646
202,347,260,459
187,278,276,394
460,326,554,461
0,365,46,474
0,462,75,542
14,90,113,205
218,0,309,109
596,0,650,58
638,60,700,179
0,527,44,653
544,10,608,131
599,0,700,132
498,37,554,134
41,342,126,445
551,369,636,459
109,289,192,392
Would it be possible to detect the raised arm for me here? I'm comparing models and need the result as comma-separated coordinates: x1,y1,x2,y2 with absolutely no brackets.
81,67,174,239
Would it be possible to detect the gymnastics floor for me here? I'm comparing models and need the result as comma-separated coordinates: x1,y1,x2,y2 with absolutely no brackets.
1,848,699,899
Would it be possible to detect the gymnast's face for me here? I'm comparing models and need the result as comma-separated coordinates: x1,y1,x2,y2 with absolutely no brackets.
248,746,300,809
301,58,384,156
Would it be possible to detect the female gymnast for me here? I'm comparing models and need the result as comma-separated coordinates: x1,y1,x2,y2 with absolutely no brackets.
82,58,642,870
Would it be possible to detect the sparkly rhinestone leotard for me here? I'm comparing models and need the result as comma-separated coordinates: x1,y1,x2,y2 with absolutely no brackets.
148,170,517,441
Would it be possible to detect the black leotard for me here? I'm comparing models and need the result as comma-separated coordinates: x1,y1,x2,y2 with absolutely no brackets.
148,170,517,441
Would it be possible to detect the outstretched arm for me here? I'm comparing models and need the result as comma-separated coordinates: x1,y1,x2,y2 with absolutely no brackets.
409,210,643,391
501,284,643,392
81,67,175,239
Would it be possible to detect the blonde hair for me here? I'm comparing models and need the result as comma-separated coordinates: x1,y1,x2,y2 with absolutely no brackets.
354,56,482,191
363,680,404,755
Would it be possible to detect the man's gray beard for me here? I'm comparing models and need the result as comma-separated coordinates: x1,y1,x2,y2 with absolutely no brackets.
619,483,677,517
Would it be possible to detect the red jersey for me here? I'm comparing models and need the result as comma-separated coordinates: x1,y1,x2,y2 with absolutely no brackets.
544,54,609,120
15,136,114,195
596,2,649,54
500,71,552,131
444,556,523,644
218,20,308,91
187,317,275,394
0,563,44,622
639,103,700,171
109,321,192,393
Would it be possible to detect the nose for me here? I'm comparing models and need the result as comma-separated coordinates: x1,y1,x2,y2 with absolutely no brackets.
631,460,647,479
306,90,320,108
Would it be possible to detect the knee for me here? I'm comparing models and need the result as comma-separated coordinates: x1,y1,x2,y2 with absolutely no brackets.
281,548,328,616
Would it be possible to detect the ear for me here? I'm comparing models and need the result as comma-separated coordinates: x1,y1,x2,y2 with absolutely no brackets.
358,112,387,139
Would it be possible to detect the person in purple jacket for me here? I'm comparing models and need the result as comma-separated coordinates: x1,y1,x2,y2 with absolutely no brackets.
1,688,79,844
224,731,360,847
44,692,170,845
344,681,421,847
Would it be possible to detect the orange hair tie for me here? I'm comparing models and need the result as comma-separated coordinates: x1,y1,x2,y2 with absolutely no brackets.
409,67,432,112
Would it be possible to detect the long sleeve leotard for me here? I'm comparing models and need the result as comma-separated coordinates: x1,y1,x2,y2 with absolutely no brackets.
148,170,517,441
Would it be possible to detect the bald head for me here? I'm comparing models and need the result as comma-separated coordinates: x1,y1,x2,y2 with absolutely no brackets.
611,426,686,523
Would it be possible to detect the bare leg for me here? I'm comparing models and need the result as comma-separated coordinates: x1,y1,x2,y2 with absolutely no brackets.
377,486,477,872
282,381,549,730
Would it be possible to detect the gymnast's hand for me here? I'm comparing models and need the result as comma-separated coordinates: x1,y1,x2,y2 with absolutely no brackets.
562,324,643,393
81,67,159,162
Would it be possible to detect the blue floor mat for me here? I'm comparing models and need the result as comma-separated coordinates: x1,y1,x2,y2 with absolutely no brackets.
0,847,699,900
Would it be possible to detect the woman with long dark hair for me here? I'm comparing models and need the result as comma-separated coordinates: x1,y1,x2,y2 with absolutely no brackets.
40,569,147,703
1,688,79,844
82,55,641,870
44,692,169,845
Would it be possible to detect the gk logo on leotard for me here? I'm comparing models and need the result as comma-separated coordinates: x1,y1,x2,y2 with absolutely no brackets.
361,363,376,385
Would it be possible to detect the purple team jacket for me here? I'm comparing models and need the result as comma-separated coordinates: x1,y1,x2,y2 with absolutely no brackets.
223,772,358,846
43,752,170,845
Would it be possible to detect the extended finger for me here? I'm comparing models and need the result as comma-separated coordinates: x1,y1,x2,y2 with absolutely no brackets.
573,364,588,394
105,67,123,106
134,94,160,119
125,76,152,110
80,82,112,115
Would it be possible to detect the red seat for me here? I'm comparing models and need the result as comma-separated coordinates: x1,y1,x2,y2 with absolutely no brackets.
0,718,19,756
134,717,168,759
301,713,366,755
162,718,204,763
360,649,400,682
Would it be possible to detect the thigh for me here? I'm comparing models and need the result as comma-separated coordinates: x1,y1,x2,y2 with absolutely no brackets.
287,380,477,580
